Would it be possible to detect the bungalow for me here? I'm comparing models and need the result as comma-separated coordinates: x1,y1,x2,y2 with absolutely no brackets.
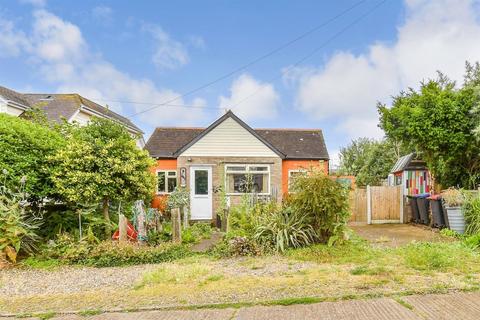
145,110,329,221
0,85,144,147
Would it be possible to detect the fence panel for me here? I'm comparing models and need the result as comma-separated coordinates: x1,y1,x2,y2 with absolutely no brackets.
370,185,402,223
349,188,367,223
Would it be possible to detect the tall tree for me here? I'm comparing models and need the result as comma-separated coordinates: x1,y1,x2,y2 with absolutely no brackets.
378,63,480,188
50,118,156,236
338,138,404,186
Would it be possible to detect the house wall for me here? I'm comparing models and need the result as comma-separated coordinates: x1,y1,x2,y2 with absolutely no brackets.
177,156,282,221
0,100,25,116
150,159,177,212
281,159,328,194
180,117,278,157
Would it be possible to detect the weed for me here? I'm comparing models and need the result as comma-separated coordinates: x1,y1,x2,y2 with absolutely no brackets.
78,309,103,316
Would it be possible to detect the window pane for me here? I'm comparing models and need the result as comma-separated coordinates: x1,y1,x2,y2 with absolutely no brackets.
249,166,268,172
157,172,166,193
168,171,177,176
226,166,246,172
167,177,177,193
195,170,208,195
252,173,268,193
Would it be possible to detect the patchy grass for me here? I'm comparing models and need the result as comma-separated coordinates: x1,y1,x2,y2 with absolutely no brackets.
21,257,63,269
2,238,480,316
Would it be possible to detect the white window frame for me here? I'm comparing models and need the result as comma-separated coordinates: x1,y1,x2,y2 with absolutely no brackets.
224,164,270,196
156,170,178,194
288,169,307,192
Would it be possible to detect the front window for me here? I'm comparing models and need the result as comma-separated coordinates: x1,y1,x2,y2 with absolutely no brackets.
225,164,270,194
288,170,307,192
157,170,177,194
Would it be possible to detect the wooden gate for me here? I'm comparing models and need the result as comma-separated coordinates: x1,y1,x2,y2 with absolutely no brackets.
349,185,403,224
368,185,403,224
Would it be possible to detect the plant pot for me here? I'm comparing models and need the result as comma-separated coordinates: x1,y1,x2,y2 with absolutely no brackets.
444,206,465,234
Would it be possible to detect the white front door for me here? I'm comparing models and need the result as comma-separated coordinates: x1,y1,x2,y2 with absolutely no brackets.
190,166,213,220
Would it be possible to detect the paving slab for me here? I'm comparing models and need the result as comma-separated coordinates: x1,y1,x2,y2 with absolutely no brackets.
236,298,420,320
403,292,480,320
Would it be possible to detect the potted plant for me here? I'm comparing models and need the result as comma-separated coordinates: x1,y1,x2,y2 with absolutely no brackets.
441,188,465,234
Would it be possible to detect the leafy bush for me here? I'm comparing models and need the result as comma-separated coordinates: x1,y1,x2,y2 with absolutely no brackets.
439,228,461,238
254,207,316,252
226,236,261,257
0,113,65,203
463,193,480,235
288,169,350,242
79,241,191,267
166,187,190,212
0,190,41,262
182,223,213,244
38,233,191,267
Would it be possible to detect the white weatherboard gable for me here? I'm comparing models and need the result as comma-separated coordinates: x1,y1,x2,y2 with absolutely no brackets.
180,117,278,157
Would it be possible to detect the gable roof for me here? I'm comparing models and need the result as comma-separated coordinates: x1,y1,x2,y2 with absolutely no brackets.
0,86,31,109
391,153,427,173
144,111,329,160
24,93,142,133
173,111,285,158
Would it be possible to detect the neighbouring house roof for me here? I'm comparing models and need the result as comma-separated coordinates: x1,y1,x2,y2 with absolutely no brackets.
391,153,428,173
145,111,329,160
0,86,31,109
24,93,142,133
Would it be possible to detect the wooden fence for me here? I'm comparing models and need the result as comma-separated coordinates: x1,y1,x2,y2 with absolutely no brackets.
349,185,403,224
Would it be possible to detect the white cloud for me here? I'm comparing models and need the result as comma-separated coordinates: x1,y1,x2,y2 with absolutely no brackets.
1,8,206,127
144,25,189,70
92,6,113,25
0,18,30,57
219,74,279,121
188,35,206,50
287,0,480,140
19,0,46,7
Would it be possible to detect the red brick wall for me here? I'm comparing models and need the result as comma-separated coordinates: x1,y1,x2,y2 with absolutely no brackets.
150,159,177,211
282,159,328,194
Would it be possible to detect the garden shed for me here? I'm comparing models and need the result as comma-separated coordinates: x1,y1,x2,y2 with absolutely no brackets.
387,153,431,196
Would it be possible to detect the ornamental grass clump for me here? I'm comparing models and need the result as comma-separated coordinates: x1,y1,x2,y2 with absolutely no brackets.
254,206,316,252
288,169,350,243
463,193,480,235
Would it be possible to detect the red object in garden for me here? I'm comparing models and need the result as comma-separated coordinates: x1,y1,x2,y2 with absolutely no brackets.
112,221,138,241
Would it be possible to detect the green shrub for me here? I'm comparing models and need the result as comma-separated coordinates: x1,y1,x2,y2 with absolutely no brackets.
79,241,191,267
182,223,213,244
254,206,316,252
0,113,65,202
439,228,462,238
463,193,480,235
226,236,261,256
288,169,350,242
0,189,41,263
464,234,480,249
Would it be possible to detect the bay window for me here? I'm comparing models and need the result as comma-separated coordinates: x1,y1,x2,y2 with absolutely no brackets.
225,164,270,194
157,170,177,194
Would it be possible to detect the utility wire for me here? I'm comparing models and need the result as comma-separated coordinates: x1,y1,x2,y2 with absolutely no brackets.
90,98,224,110
229,0,388,110
125,0,367,118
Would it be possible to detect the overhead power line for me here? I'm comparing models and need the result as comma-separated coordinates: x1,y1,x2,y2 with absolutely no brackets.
229,0,388,110
90,98,224,111
125,0,367,118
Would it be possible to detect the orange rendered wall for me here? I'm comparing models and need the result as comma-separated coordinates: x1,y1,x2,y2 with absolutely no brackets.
150,159,177,211
282,159,328,194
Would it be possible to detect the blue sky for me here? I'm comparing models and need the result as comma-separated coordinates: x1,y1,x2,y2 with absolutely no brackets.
1,0,480,165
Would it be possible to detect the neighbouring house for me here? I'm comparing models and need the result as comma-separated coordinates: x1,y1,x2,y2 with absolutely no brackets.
0,85,144,147
145,110,329,222
388,153,432,195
